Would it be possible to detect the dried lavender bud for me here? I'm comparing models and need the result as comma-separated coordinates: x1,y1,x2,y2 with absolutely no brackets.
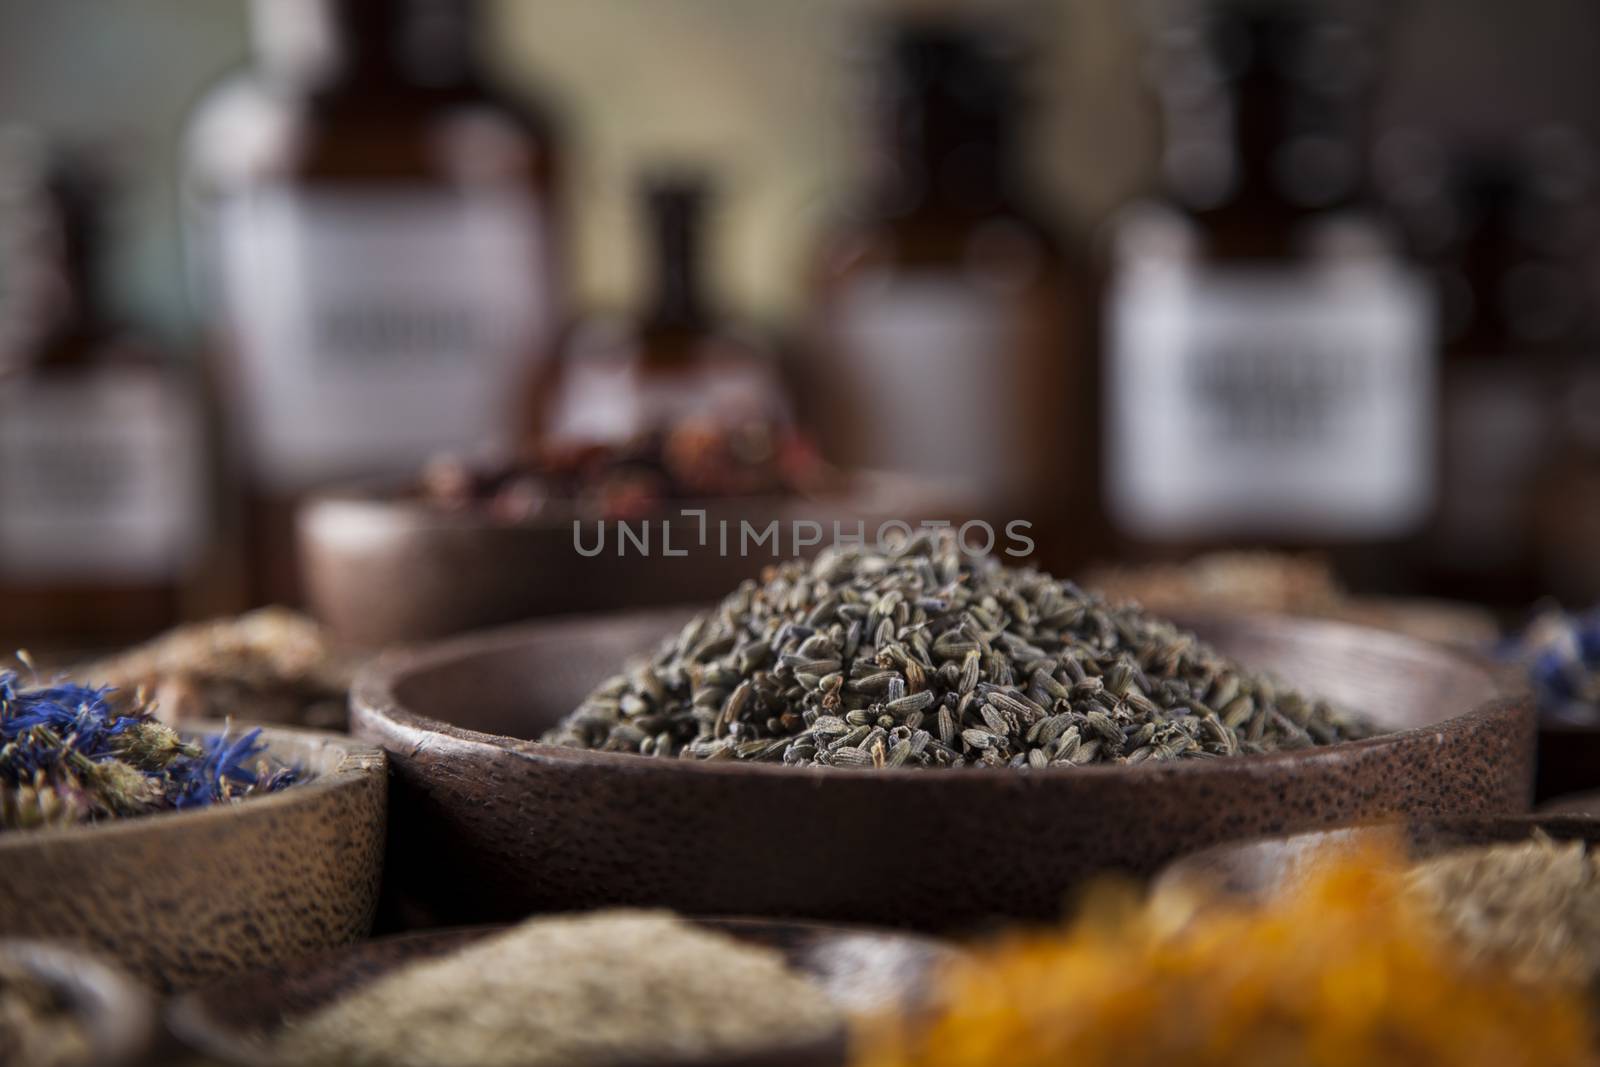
545,532,1374,768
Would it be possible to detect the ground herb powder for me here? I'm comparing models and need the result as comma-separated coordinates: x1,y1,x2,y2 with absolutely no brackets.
0,960,93,1067
275,911,841,1067
1408,834,1600,988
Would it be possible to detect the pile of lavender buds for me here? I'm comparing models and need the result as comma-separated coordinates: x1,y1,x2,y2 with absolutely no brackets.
1503,606,1600,726
0,669,298,831
546,533,1374,769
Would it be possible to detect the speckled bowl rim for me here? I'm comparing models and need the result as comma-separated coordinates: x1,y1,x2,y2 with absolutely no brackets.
0,721,385,851
353,609,1526,787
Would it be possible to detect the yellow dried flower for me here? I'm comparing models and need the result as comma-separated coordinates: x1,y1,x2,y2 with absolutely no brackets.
856,846,1596,1067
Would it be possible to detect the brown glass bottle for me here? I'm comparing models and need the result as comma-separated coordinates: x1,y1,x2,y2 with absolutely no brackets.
1508,132,1600,606
1408,149,1592,606
183,0,564,604
0,145,212,651
1535,358,1600,606
809,17,1095,568
529,174,791,458
1102,3,1434,591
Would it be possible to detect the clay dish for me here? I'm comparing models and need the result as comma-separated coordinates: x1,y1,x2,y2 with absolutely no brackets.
352,610,1529,933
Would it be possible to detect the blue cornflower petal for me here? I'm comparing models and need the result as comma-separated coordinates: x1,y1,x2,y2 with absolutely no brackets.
2,670,300,828
1533,648,1577,702
1580,618,1600,666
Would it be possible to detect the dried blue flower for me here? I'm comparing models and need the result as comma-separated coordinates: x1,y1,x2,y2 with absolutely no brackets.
1501,606,1600,726
1,669,301,831
170,727,272,809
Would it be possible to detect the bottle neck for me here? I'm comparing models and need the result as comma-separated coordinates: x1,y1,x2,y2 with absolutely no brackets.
645,188,711,332
867,23,1025,220
50,231,107,342
1157,14,1370,213
1,174,112,370
877,100,1018,217
253,0,482,90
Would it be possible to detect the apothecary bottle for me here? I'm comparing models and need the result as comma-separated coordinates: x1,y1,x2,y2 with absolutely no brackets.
809,16,1094,552
0,141,211,648
529,174,793,466
1399,139,1594,605
183,0,563,602
1103,2,1435,584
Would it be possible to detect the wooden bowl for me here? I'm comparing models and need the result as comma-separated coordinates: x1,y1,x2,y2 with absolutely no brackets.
299,474,966,647
350,609,1529,933
0,940,158,1067
167,918,956,1067
0,724,386,992
1156,813,1600,901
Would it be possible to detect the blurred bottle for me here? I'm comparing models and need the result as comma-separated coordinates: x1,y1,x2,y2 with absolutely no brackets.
809,16,1094,559
1502,132,1600,607
1386,134,1595,605
1103,1,1434,589
528,174,792,461
1538,363,1600,606
182,0,563,603
0,138,211,649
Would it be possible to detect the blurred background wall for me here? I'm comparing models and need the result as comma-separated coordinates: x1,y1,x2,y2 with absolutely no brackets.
2,0,1598,339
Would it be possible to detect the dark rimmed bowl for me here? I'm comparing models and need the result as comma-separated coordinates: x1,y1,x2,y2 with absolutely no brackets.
1460,654,1595,808
0,723,386,991
299,473,967,647
1155,813,1600,901
0,940,158,1067
1540,787,1600,817
167,918,956,1067
350,609,1529,933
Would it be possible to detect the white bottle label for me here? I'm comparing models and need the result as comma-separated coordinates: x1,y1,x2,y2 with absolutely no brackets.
217,188,550,491
0,371,205,580
830,276,1024,501
1106,261,1435,539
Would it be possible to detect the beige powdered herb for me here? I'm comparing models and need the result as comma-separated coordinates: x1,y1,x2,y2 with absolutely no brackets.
275,911,842,1067
0,959,93,1067
82,608,350,730
1407,833,1600,988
